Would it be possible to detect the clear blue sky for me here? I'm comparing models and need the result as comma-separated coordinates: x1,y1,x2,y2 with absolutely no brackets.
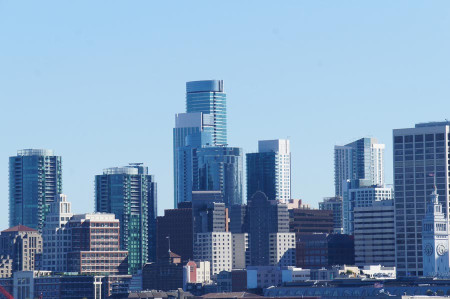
1,1,449,229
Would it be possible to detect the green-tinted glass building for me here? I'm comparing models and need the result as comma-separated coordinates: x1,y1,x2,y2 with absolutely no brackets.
95,164,157,274
9,149,63,232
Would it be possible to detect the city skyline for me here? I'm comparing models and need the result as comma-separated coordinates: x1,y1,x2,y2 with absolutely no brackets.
1,1,450,232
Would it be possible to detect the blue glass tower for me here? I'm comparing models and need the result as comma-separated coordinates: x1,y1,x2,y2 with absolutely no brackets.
9,149,63,232
174,80,228,207
95,164,157,274
186,80,227,146
177,132,243,207
173,112,214,207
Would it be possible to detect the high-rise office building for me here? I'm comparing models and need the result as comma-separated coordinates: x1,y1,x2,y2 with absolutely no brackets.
174,80,243,208
42,194,73,272
173,112,214,206
173,80,227,207
334,138,385,197
354,200,395,267
67,213,128,275
9,149,62,231
247,191,293,266
95,164,157,274
177,135,243,207
186,80,227,146
393,121,450,277
192,191,227,234
247,139,291,203
342,179,392,235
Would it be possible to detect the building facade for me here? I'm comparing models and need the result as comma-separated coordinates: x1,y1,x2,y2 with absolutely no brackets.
183,260,211,287
229,204,247,234
334,138,385,197
95,164,157,274
269,233,296,267
67,213,128,275
296,233,329,269
186,80,227,146
173,112,214,206
319,196,343,233
177,142,243,207
354,200,395,267
246,139,291,203
142,252,184,292
232,233,249,269
42,194,73,272
0,225,42,272
422,188,449,277
9,149,62,231
289,208,334,237
193,232,232,276
393,122,450,277
192,191,227,234
156,202,193,262
342,179,392,235
174,80,228,207
247,192,291,266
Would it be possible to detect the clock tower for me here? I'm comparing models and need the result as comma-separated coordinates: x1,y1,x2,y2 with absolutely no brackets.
422,187,449,277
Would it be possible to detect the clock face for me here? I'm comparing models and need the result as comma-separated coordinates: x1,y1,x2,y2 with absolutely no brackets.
437,244,448,256
425,244,433,256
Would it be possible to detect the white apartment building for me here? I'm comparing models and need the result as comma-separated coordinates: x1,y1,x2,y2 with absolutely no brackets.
193,232,232,276
334,138,385,197
42,194,73,272
269,233,296,267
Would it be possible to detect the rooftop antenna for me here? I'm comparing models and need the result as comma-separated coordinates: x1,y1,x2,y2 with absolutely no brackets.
166,236,171,253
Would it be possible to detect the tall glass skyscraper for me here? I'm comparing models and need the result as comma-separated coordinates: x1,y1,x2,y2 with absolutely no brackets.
177,132,243,207
95,164,157,274
9,149,62,232
246,139,291,203
174,80,230,207
173,112,214,206
186,80,227,146
334,137,385,196
393,122,450,277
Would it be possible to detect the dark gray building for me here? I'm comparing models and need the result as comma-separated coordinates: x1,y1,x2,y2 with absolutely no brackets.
229,204,247,233
247,192,290,266
192,191,227,233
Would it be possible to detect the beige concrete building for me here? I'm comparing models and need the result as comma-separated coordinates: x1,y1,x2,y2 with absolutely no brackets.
0,225,42,272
